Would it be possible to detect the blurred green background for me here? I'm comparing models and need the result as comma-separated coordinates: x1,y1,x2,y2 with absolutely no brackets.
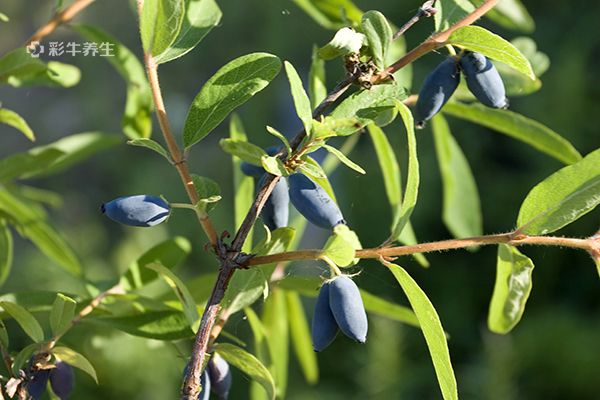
1,1,599,399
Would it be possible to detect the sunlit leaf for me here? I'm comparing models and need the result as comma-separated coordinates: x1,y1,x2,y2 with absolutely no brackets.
53,346,98,383
49,293,76,337
284,61,313,136
0,301,44,342
140,0,185,56
285,291,318,384
0,108,34,141
361,10,392,69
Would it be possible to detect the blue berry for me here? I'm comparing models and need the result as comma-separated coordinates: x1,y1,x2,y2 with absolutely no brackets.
101,195,170,227
27,370,50,400
288,173,345,230
329,276,368,343
311,282,339,352
199,369,211,400
49,362,74,400
259,174,289,230
459,51,508,109
416,57,460,128
208,354,232,399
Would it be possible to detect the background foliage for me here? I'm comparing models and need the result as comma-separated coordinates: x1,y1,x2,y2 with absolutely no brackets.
0,0,599,399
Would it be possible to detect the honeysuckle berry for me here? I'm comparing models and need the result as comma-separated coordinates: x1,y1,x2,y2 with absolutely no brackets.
101,195,170,227
259,174,289,230
329,275,368,343
240,146,280,177
208,354,232,400
288,173,345,230
459,51,508,109
311,282,339,352
27,370,50,400
49,362,74,400
199,369,211,400
415,57,460,128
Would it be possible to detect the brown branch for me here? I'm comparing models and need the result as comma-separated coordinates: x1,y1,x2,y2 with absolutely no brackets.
375,0,498,83
393,0,438,40
137,3,218,247
247,233,597,267
25,0,95,46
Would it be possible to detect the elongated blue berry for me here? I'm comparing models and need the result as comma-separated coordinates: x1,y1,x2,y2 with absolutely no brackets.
259,174,289,230
459,51,508,108
49,362,74,400
311,282,339,352
329,276,368,343
27,370,50,400
240,146,280,177
208,353,232,400
288,173,345,230
416,57,460,128
199,369,211,400
101,195,170,227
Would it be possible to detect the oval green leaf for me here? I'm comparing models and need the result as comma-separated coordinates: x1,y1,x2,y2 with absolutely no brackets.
0,108,34,141
0,301,44,342
361,10,393,69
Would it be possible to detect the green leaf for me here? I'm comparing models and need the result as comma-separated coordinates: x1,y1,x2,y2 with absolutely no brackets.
49,293,76,337
262,289,289,398
215,343,276,400
153,0,222,64
516,149,600,235
332,224,362,266
0,108,35,141
127,138,170,160
120,236,191,290
0,148,64,182
447,26,535,79
266,126,291,155
494,37,548,97
291,0,363,29
0,12,8,22
87,309,193,340
8,61,81,88
0,189,81,275
285,291,318,384
301,156,337,202
146,263,200,330
220,139,267,165
73,24,153,139
311,116,362,139
0,301,44,342
230,115,255,253
331,82,407,134
184,53,282,147
27,132,122,178
385,264,457,400
0,222,13,287
367,124,428,266
11,343,39,376
391,101,420,241
261,156,288,177
309,45,327,109
322,231,355,267
472,0,534,33
443,102,581,165
322,144,365,174
223,228,295,315
360,289,419,328
488,244,534,334
432,115,482,238
0,48,46,85
318,27,365,60
0,319,8,348
361,10,393,69
284,61,313,136
191,174,221,213
52,346,98,383
434,0,475,31
140,0,185,56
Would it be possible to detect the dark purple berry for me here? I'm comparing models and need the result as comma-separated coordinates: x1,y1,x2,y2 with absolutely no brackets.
459,51,508,109
49,362,74,400
288,173,345,230
27,370,50,400
329,276,368,343
311,282,339,352
416,57,460,128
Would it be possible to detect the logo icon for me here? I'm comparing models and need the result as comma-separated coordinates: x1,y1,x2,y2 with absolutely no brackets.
26,41,44,58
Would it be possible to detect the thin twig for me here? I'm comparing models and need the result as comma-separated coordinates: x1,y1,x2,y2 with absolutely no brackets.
393,0,438,40
138,3,218,247
25,0,95,46
246,233,597,266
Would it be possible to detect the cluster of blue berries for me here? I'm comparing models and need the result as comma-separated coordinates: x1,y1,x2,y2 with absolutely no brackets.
27,361,74,400
416,51,507,128
311,276,368,351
